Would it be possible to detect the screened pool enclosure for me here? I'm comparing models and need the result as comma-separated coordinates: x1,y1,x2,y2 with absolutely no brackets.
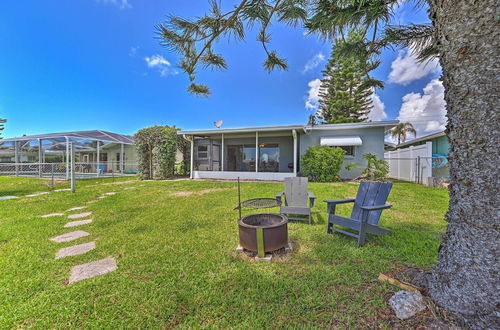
0,130,138,179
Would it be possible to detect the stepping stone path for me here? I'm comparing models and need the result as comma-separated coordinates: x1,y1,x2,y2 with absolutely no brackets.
69,257,117,283
67,211,92,219
50,230,90,243
0,195,18,200
66,206,87,212
41,213,64,218
49,196,119,283
64,219,92,228
56,242,96,259
25,192,49,198
54,188,71,192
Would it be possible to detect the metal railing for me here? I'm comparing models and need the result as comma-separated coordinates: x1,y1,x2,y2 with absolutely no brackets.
0,161,138,179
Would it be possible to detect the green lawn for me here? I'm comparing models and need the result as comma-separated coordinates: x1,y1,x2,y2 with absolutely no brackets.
0,177,449,328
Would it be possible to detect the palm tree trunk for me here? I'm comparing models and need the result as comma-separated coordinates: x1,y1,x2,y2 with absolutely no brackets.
427,1,499,327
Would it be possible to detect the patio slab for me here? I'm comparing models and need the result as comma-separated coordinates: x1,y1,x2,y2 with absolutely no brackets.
0,196,18,200
64,219,93,228
41,213,65,218
25,192,49,198
68,257,117,283
66,206,87,212
55,241,96,259
50,230,90,243
67,212,92,219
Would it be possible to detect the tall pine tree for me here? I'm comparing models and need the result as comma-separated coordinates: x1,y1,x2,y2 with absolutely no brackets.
317,31,383,124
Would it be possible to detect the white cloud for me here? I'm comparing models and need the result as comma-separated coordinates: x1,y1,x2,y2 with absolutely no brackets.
144,55,177,77
388,50,440,85
368,93,387,121
97,0,131,9
301,53,325,74
305,78,321,111
397,78,447,137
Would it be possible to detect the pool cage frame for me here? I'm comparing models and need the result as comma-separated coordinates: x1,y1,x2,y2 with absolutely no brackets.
0,130,136,179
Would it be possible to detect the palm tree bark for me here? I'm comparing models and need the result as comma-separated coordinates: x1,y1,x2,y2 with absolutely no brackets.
427,1,499,327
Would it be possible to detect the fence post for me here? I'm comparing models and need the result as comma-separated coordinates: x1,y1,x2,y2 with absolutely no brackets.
51,163,55,189
70,142,76,193
14,141,19,177
409,146,415,182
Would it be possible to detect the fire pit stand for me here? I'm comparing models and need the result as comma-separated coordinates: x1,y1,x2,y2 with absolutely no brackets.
234,178,288,258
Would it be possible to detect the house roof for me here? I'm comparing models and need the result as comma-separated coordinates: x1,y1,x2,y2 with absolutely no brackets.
0,130,134,145
178,120,399,136
396,131,446,149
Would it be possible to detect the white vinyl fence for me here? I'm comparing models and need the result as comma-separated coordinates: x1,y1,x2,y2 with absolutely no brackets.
384,142,433,185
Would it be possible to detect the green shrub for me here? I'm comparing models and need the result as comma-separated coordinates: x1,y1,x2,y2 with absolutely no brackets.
360,153,389,181
301,145,345,182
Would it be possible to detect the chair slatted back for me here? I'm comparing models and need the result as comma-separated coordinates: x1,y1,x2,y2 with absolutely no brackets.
284,177,308,207
351,182,392,225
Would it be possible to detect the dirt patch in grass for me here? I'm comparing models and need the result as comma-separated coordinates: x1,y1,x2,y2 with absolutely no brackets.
170,188,230,197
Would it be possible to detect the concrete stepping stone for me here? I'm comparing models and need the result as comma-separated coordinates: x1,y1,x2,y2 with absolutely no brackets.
86,200,97,204
55,241,95,259
41,213,64,218
68,257,117,283
50,230,89,243
0,195,18,200
25,192,49,198
104,192,117,196
66,206,87,212
64,219,92,228
54,188,71,192
67,211,92,219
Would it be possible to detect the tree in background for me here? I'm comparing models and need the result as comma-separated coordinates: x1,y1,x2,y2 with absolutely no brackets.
386,122,417,145
158,1,499,326
317,30,383,123
0,118,6,138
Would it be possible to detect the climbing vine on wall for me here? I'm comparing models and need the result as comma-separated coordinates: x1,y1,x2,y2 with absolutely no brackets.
134,125,182,180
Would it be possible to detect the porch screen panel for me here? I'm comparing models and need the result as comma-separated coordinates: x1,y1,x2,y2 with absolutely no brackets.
259,144,279,172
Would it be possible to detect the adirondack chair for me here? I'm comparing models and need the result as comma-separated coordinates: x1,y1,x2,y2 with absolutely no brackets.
325,181,393,247
276,177,315,224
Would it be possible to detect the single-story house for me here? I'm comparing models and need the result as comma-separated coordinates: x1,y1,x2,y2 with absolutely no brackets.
178,120,398,181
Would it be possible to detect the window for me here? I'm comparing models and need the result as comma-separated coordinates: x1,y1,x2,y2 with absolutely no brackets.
197,145,208,159
259,144,279,172
337,146,355,156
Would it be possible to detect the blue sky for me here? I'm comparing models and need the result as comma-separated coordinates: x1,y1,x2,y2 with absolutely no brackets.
0,0,446,139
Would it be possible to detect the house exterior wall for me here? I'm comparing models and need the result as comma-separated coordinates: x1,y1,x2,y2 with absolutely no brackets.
299,127,386,179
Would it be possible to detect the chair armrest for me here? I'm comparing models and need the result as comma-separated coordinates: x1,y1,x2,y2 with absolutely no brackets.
308,192,316,208
323,198,355,214
359,204,392,211
275,192,284,203
323,198,355,205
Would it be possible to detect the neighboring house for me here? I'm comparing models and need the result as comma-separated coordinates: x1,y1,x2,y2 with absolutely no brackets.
178,121,398,181
384,131,449,186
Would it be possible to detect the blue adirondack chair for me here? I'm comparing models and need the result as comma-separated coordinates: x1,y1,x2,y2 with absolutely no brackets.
325,181,393,247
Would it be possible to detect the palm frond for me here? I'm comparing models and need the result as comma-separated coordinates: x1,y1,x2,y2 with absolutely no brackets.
383,24,438,61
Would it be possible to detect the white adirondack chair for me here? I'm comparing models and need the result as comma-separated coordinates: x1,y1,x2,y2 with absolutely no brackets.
276,177,315,224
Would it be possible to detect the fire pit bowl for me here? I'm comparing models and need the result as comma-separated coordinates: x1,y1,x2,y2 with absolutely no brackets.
238,213,288,253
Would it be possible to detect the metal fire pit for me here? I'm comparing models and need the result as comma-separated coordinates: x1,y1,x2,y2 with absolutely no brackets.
238,213,288,257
